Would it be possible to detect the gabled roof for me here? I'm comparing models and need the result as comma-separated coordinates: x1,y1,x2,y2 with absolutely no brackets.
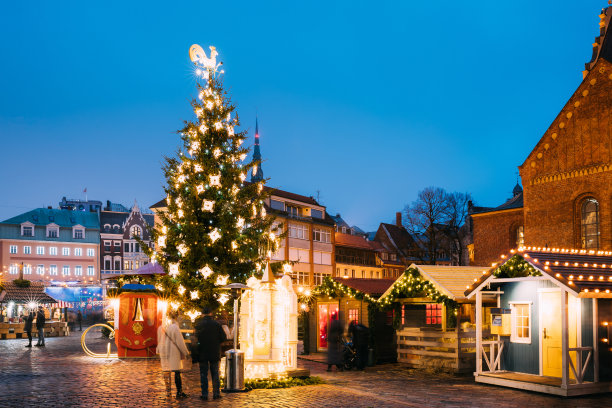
409,264,488,301
379,223,416,258
470,192,523,216
335,232,374,250
0,282,57,304
1,208,99,229
332,277,395,297
465,247,612,298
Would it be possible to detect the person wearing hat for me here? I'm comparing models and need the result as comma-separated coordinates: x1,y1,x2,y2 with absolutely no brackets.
35,306,46,347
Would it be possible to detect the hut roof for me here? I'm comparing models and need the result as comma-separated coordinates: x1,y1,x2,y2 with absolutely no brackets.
0,281,57,304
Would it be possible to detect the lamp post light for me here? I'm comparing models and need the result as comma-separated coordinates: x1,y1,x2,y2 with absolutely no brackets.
221,282,250,392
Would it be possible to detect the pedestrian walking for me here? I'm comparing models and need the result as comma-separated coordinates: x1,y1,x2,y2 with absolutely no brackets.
24,311,34,348
157,311,189,400
194,307,226,401
35,306,46,347
326,315,344,372
77,310,82,331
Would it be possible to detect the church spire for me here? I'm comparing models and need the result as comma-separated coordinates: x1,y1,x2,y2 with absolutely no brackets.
251,116,264,182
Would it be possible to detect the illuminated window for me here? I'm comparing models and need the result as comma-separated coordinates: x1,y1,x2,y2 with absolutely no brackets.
37,265,44,275
581,198,600,249
23,265,32,275
49,265,57,275
62,266,70,276
348,308,359,325
515,226,524,247
9,264,18,274
510,303,531,344
425,304,442,325
313,273,325,286
87,266,95,276
130,226,142,238
24,246,31,255
74,266,82,276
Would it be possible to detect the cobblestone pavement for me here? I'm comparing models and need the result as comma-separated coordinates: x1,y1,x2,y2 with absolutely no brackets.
2,329,612,407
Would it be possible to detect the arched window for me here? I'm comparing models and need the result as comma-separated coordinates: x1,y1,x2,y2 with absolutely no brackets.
130,226,142,238
581,198,600,249
515,226,524,247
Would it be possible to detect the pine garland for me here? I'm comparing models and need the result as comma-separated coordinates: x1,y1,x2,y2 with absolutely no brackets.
492,254,541,278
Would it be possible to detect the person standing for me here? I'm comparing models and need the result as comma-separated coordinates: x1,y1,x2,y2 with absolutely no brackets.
326,316,344,372
194,307,226,401
35,306,46,347
157,311,189,400
77,310,83,331
24,311,34,348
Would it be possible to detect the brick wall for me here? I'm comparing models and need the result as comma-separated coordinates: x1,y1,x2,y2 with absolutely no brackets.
471,209,524,266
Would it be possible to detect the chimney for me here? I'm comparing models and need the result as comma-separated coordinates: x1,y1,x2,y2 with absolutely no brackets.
47,206,52,209
396,212,402,227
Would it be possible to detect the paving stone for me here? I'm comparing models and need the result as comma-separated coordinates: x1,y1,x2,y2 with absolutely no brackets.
1,328,611,407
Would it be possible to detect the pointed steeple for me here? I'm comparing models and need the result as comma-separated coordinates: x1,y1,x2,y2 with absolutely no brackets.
584,3,612,77
251,116,264,182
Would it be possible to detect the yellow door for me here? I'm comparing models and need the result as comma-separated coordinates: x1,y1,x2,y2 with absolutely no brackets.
541,292,579,378
541,291,562,377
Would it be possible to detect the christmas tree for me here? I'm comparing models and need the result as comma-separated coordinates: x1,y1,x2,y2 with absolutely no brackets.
146,45,279,320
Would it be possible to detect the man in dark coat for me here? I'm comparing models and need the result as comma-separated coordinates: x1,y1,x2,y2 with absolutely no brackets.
353,323,369,370
194,307,226,400
35,306,46,347
24,312,35,348
77,310,83,331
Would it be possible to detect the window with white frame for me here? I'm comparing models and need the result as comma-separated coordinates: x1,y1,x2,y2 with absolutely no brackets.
313,273,326,286
510,302,531,344
87,266,94,276
62,266,70,276
296,271,309,285
49,247,57,256
37,265,44,275
62,247,70,256
75,248,82,256
87,248,95,257
49,265,58,275
21,224,34,237
312,228,331,243
9,264,19,274
23,264,32,275
289,248,309,262
313,251,332,265
288,223,308,240
130,225,142,238
36,246,44,255
9,245,17,254
24,246,31,255
46,224,59,238
74,266,83,276
73,227,84,239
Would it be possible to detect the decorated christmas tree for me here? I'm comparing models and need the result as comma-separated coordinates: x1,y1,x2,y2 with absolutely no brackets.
145,45,279,320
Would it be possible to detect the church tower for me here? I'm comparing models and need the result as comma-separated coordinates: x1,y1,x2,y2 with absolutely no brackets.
251,117,264,182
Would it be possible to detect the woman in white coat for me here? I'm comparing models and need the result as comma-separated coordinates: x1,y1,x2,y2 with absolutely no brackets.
157,311,190,399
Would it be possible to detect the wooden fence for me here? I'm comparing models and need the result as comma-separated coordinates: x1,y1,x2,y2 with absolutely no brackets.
397,327,493,373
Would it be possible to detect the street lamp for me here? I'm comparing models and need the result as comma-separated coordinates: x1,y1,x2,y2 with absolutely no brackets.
221,282,250,392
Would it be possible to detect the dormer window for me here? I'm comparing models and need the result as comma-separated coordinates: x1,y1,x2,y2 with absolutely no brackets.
46,223,59,238
104,224,111,233
270,199,284,211
73,225,85,239
286,205,301,217
21,222,34,237
131,225,142,238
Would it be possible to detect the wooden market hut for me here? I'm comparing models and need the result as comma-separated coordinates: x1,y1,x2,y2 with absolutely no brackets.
307,277,397,362
378,264,496,373
465,247,612,396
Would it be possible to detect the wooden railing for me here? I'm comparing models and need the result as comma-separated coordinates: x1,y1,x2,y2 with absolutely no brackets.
397,327,493,373
568,346,593,384
481,340,504,373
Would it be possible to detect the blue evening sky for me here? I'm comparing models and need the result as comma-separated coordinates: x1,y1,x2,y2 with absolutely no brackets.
0,1,606,231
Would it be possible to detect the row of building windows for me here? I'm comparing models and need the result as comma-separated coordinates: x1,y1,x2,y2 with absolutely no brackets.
289,271,327,286
21,224,85,239
9,264,95,276
336,268,401,279
286,224,332,243
9,245,95,257
103,241,152,253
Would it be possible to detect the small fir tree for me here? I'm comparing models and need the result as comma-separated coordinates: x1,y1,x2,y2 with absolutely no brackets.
145,46,279,318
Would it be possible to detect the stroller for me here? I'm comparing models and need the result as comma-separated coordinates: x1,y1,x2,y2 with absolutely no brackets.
341,337,357,370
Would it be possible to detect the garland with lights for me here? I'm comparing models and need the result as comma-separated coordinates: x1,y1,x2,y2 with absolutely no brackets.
492,254,541,278
140,45,280,319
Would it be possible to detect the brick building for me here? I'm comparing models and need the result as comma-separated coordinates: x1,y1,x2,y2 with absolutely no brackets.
471,5,612,266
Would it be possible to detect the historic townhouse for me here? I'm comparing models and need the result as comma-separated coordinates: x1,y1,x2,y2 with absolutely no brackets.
471,5,612,266
100,201,155,279
0,208,100,284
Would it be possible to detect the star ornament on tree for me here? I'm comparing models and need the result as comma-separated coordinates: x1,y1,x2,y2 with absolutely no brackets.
209,174,221,187
208,228,221,243
202,200,215,212
199,265,214,278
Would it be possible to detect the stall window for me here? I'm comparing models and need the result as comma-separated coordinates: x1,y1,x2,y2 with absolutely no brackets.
510,303,531,344
426,304,442,325
348,308,359,325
